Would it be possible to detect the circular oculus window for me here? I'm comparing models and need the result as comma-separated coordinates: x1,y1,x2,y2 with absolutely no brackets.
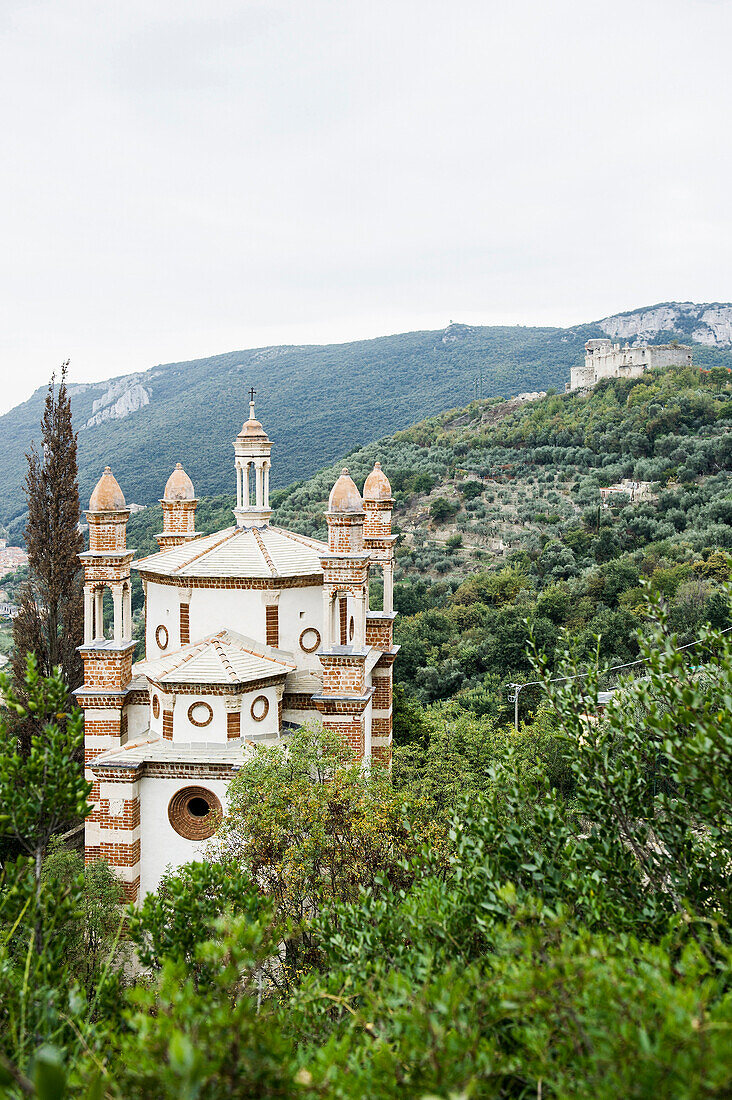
152,694,160,719
155,624,169,650
299,627,321,653
168,786,222,841
250,694,269,722
187,700,213,727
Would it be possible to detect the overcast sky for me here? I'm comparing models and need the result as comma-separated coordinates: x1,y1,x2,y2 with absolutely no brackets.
1,0,730,413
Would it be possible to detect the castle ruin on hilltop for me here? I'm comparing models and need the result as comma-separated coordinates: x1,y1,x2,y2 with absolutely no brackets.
568,338,693,392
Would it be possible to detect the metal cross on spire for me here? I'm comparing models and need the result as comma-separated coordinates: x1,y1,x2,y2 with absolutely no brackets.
248,386,256,404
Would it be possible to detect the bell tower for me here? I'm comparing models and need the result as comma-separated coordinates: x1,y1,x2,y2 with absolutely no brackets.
314,470,372,757
233,389,272,528
77,467,139,900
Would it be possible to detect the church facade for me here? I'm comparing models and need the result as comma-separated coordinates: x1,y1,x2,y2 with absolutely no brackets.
77,400,397,902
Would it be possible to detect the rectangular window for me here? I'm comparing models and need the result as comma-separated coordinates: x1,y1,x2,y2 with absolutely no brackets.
266,605,279,648
339,597,348,645
162,710,173,741
227,712,241,740
180,602,190,646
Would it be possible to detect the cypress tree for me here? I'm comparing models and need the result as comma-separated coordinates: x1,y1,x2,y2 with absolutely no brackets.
12,362,83,710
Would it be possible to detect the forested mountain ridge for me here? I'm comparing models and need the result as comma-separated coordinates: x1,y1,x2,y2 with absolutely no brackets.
2,304,732,537
125,361,732,726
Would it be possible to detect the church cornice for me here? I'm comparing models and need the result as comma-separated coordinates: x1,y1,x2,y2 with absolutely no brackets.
134,569,323,590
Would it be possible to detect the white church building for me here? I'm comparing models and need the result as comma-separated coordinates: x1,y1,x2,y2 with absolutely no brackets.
77,398,397,902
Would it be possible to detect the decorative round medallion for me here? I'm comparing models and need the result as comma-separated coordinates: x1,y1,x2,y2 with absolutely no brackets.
152,694,160,719
349,616,355,641
155,624,169,650
168,786,222,841
250,694,269,722
187,700,213,727
299,627,321,653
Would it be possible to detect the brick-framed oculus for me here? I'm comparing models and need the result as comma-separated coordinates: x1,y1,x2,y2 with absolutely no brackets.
168,785,222,841
250,694,269,722
155,624,169,650
299,627,321,653
187,701,213,727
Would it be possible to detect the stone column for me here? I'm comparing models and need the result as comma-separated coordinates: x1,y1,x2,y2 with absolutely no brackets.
263,462,270,508
83,586,94,644
123,584,132,642
94,587,104,641
321,588,332,649
112,585,123,645
383,561,394,614
245,461,252,507
255,461,263,508
356,591,367,647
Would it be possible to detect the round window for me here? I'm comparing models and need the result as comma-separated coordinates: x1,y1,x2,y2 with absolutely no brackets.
152,694,160,719
299,627,321,653
168,786,222,841
250,694,269,722
187,701,213,727
155,624,169,650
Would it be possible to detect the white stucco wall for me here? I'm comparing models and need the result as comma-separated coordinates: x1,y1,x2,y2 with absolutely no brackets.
125,701,149,740
146,684,282,742
144,581,324,668
138,775,231,899
145,583,180,657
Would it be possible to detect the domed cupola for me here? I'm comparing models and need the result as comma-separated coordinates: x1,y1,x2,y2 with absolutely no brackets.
157,463,199,550
328,469,363,513
363,461,392,502
363,460,394,543
89,467,126,513
326,468,365,553
233,390,273,528
86,467,129,554
164,463,195,501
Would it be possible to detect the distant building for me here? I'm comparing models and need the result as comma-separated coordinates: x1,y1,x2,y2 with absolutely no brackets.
0,544,27,576
0,603,19,618
569,339,693,391
600,480,654,507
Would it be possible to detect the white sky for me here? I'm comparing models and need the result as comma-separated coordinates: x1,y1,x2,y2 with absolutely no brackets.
1,0,730,413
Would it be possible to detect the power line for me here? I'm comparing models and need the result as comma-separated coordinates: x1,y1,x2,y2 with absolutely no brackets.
506,626,732,730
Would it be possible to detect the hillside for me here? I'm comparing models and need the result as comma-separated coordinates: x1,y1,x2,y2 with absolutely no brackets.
125,361,732,725
3,303,732,537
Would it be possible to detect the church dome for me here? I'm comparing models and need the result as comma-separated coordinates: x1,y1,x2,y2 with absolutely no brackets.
363,461,392,501
163,463,195,501
89,467,126,512
237,416,269,441
328,469,363,513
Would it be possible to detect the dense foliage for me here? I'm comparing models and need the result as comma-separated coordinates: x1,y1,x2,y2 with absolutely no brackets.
1,609,731,1097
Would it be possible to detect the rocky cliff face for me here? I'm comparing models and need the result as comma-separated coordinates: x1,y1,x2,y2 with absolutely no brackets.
83,379,151,428
600,302,732,348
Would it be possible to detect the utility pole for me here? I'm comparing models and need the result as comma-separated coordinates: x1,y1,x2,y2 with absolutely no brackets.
507,682,522,731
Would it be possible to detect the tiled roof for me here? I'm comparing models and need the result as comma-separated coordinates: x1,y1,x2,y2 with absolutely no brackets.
91,734,257,769
137,629,296,688
133,524,327,580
